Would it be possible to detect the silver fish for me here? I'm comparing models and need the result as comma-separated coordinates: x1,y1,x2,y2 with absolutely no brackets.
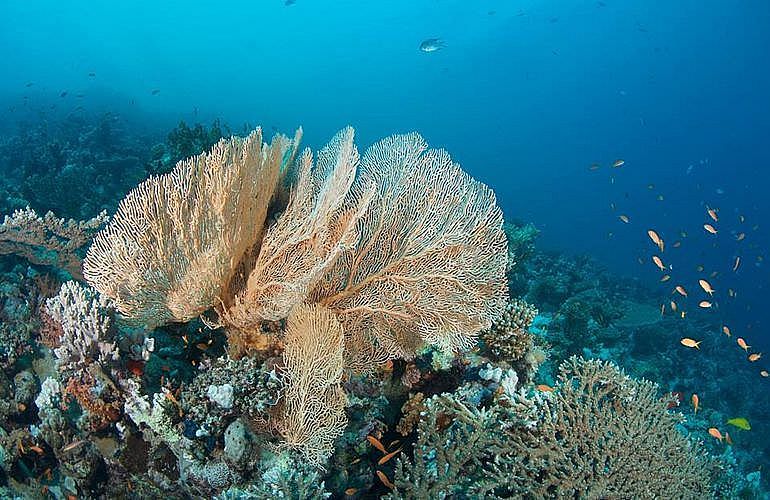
419,38,444,53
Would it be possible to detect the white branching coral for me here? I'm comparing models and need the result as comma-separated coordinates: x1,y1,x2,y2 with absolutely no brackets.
0,206,107,279
83,128,301,328
279,304,347,468
46,280,118,372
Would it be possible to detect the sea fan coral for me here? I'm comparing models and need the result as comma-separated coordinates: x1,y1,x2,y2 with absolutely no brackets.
309,131,508,366
278,303,347,468
83,128,301,328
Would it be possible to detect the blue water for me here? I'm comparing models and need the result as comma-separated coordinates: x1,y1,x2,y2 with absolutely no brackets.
2,0,770,492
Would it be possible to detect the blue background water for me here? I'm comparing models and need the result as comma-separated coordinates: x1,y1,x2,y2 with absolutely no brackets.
2,1,769,359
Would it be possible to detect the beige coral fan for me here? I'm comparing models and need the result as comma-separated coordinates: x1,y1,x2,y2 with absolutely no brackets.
83,128,301,328
278,303,347,468
310,131,508,366
223,127,508,367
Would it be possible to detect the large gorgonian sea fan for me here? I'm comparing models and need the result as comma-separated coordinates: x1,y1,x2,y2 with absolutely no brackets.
312,131,509,365
223,127,508,367
83,128,301,328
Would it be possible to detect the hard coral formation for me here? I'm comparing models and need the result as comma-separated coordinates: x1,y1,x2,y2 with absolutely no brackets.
390,357,714,498
481,298,538,361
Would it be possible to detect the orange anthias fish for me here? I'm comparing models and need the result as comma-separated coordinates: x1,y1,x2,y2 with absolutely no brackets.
707,207,719,222
680,338,702,349
737,338,751,352
674,285,688,297
698,279,715,296
692,394,699,414
725,432,734,446
703,223,718,234
748,353,762,362
670,300,678,312
366,435,388,455
733,256,741,272
699,300,712,309
377,471,395,489
761,370,769,378
652,255,666,271
648,229,664,252
661,274,671,282
709,428,724,442
722,325,732,337
536,384,555,392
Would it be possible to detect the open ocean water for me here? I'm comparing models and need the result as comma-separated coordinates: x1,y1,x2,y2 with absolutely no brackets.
1,1,769,498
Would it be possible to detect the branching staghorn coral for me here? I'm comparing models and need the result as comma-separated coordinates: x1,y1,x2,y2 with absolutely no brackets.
278,303,347,468
391,357,713,498
0,206,107,279
83,128,301,328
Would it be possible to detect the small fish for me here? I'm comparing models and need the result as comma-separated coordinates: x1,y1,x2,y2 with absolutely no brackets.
674,285,688,297
612,159,625,168
660,274,671,282
660,303,665,316
708,428,724,441
699,300,712,308
652,255,665,271
62,440,85,452
589,163,600,171
419,38,444,53
647,184,655,190
673,241,682,248
196,342,209,350
681,230,688,238
698,279,715,296
680,338,701,349
378,447,402,465
760,370,769,377
59,91,68,97
726,417,751,431
670,300,677,311
344,488,358,496
725,432,733,445
619,215,630,223
610,202,616,211
536,384,554,392
648,230,664,252
29,445,44,455
707,207,719,222
692,394,699,413
748,353,762,362
709,270,719,278
703,223,718,234
737,338,750,352
722,325,731,337
366,435,388,454
740,215,745,223
657,194,664,201
680,310,687,319
151,89,161,95
376,470,395,489
88,72,96,77
733,256,741,272
736,232,746,241
728,288,736,297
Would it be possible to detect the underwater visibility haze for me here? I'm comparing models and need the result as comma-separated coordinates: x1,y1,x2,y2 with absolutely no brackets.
1,0,770,498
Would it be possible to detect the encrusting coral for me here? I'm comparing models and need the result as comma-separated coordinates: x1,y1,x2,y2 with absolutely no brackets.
481,298,538,362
